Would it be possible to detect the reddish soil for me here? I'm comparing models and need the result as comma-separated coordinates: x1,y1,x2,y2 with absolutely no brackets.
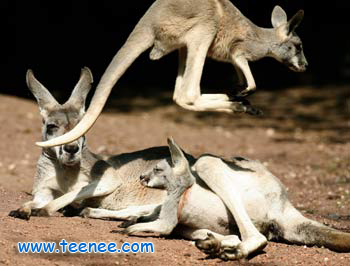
0,86,349,265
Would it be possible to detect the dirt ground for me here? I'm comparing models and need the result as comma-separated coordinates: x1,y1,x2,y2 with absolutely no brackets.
0,86,349,266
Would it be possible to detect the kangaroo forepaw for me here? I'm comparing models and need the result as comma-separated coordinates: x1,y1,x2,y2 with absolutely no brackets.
8,208,31,220
118,217,139,228
235,87,256,98
124,223,149,235
125,220,174,236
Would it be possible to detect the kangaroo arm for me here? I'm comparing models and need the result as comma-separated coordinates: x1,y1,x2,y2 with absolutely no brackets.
232,55,256,93
38,164,121,215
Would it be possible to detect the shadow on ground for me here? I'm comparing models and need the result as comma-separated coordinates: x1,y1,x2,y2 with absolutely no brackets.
101,86,349,144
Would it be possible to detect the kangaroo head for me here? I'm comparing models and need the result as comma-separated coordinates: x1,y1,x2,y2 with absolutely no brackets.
140,159,173,189
270,6,308,72
27,67,93,166
140,137,194,189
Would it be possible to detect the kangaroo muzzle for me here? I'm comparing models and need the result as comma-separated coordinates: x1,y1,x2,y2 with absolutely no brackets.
59,140,82,166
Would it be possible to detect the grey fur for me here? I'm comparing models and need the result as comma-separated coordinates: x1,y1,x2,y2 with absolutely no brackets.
131,139,350,259
135,138,196,235
11,70,350,261
37,0,307,148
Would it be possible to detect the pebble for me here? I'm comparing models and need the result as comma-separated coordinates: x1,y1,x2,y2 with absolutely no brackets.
97,146,107,153
266,128,275,137
26,113,34,120
8,164,16,171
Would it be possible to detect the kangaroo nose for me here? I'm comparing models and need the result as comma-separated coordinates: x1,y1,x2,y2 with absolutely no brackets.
63,144,79,154
140,174,149,181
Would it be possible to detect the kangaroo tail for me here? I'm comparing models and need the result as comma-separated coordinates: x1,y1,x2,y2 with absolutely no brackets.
279,203,350,252
294,221,350,252
36,21,155,147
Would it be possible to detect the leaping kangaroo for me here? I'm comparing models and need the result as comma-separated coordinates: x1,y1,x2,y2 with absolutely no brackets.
36,0,307,148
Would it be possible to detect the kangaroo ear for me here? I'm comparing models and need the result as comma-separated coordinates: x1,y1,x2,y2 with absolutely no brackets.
26,69,59,116
271,6,287,28
287,10,304,34
167,137,190,175
167,137,186,168
65,67,93,112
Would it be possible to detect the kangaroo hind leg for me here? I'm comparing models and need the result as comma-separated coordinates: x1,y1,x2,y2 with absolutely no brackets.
194,156,267,260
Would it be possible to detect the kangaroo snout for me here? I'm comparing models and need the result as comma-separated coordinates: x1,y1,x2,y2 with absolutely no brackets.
287,59,308,73
63,143,80,155
140,174,150,182
60,141,82,166
300,61,308,71
292,64,307,73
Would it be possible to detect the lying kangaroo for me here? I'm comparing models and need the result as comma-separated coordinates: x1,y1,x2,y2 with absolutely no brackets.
36,0,308,148
11,70,348,260
9,68,169,220
124,139,350,260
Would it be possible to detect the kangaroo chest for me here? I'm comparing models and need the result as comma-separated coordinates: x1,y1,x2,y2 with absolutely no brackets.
55,166,90,193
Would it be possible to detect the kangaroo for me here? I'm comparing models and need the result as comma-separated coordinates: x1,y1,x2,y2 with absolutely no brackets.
123,138,350,260
9,68,169,220
11,69,347,261
36,1,308,148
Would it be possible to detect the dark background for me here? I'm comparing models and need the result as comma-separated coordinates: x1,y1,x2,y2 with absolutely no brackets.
1,0,349,102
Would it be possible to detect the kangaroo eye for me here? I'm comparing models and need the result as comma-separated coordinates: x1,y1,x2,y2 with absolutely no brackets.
46,124,58,134
154,167,163,174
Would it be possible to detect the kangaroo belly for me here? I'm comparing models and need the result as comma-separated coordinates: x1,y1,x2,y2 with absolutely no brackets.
179,164,287,235
180,184,235,235
96,184,166,211
85,154,169,210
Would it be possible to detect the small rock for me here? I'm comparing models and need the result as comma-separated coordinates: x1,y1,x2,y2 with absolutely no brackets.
224,131,232,138
327,213,341,220
97,146,107,153
20,159,30,165
8,164,16,171
266,128,275,137
326,193,341,200
26,113,34,120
